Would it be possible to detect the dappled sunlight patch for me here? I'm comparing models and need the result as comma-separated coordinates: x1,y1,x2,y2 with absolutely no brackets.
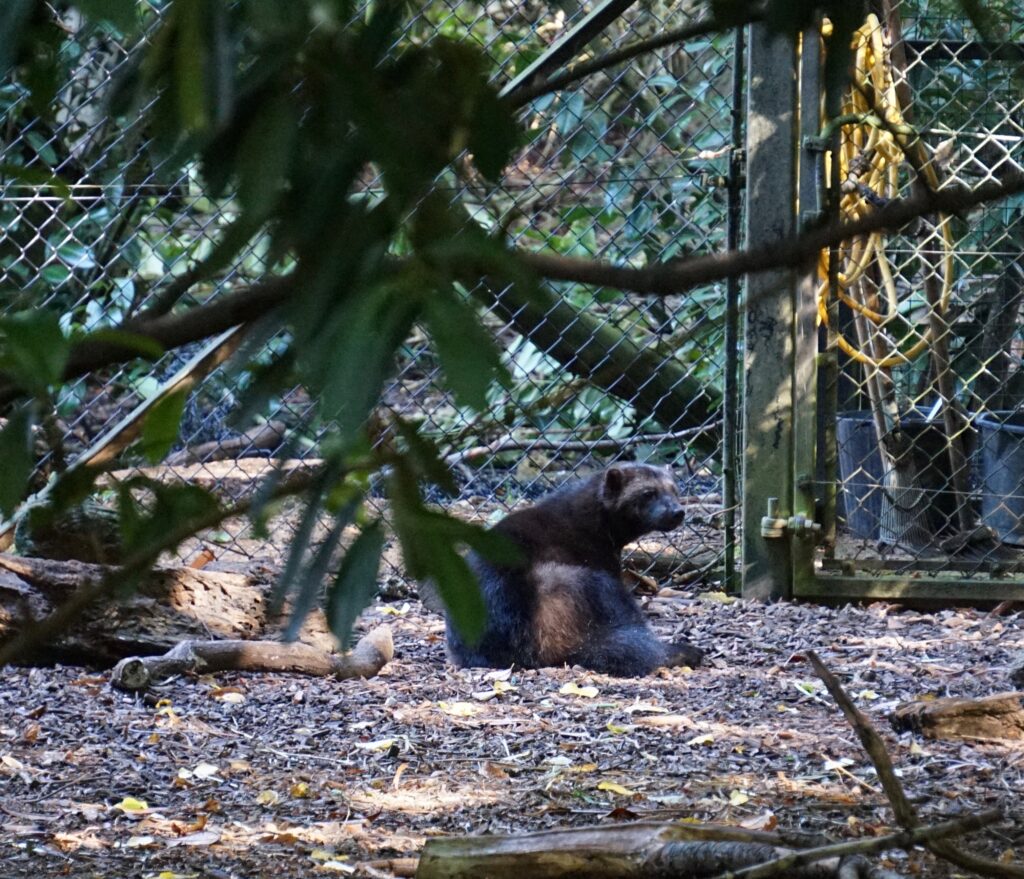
346,778,507,815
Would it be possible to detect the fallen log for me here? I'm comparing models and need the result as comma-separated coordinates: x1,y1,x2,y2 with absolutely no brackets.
0,553,335,665
415,812,999,879
110,625,393,692
890,692,1024,742
165,420,288,466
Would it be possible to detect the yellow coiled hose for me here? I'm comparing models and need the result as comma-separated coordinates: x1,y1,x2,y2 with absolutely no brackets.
818,14,955,369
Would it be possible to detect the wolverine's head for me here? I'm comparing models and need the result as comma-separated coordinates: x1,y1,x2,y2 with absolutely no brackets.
598,463,685,541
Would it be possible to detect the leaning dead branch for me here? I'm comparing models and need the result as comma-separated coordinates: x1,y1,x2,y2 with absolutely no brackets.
110,626,393,692
807,650,1024,879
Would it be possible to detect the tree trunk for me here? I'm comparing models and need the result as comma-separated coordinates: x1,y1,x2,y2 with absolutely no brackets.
476,281,722,457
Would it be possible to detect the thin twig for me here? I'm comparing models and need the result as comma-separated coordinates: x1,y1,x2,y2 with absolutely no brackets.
806,651,918,825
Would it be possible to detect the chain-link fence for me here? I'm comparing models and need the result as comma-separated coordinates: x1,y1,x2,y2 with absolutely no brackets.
0,3,739,591
825,2,1024,580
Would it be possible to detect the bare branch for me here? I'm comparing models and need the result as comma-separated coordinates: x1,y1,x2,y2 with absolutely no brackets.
3,171,1022,407
516,170,1024,297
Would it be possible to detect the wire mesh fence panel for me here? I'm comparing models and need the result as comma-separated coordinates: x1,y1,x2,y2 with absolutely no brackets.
823,1,1024,580
1,3,738,592
369,2,737,591
0,5,328,566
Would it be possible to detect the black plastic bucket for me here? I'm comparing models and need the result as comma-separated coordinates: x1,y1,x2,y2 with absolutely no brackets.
837,410,973,540
836,413,883,539
978,411,1024,544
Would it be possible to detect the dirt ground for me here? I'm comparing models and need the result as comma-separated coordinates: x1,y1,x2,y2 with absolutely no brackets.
2,584,1023,878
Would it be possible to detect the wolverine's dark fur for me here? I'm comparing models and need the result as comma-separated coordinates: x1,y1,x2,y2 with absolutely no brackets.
446,464,705,676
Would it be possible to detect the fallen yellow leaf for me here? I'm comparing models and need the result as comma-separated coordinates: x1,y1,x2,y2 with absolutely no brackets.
698,590,736,604
439,701,481,717
354,738,395,751
114,796,149,813
598,780,636,796
729,790,750,806
559,682,599,698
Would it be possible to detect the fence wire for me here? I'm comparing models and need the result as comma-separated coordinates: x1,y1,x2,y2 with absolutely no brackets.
826,1,1024,577
0,2,737,592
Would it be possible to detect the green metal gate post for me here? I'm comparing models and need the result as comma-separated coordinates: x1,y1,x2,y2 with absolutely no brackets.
793,27,824,595
741,23,801,600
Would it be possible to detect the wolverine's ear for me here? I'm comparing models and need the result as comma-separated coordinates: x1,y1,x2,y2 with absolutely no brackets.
602,467,624,501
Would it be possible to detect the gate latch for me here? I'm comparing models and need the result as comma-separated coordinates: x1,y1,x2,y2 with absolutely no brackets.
760,497,822,540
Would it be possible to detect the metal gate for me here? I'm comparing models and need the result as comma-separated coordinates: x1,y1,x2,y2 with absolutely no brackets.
742,2,1024,603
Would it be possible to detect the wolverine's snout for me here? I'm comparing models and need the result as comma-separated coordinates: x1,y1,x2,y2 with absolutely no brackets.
655,504,685,530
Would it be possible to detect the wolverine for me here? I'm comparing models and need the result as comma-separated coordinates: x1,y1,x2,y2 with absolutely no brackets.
446,463,705,676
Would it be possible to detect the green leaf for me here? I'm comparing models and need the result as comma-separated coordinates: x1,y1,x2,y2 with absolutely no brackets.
467,83,517,181
174,0,208,131
305,281,422,439
388,464,487,642
0,164,70,200
237,92,296,221
75,0,140,34
423,290,504,411
0,311,70,395
118,477,220,558
50,466,102,512
230,349,295,430
0,0,34,74
283,507,352,641
326,521,385,648
268,473,332,613
140,388,188,463
0,407,35,517
422,544,486,643
393,418,457,495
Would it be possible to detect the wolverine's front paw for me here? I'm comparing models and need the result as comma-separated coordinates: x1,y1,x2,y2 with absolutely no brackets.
667,640,705,668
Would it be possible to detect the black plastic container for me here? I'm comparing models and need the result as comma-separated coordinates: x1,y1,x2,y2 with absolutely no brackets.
837,410,974,540
978,410,1024,544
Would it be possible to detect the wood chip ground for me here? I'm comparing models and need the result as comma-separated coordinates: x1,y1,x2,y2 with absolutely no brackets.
2,592,1023,877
